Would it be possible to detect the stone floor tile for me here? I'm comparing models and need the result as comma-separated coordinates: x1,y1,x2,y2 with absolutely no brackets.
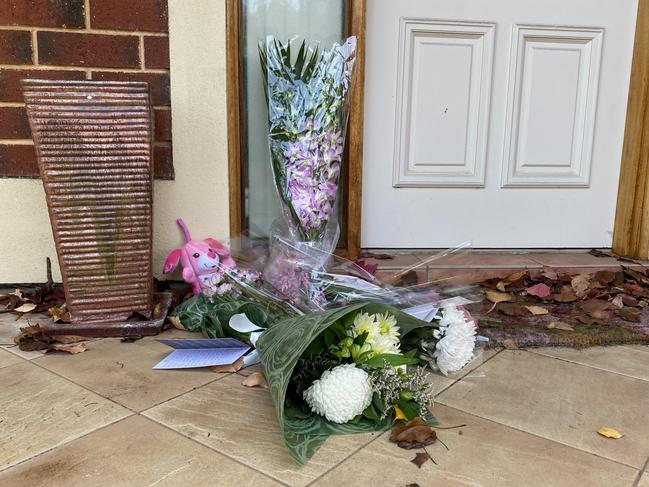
0,362,130,470
313,405,638,487
437,350,649,468
34,337,220,411
0,348,22,369
422,251,541,268
525,252,626,267
0,415,281,487
531,346,649,382
143,373,378,487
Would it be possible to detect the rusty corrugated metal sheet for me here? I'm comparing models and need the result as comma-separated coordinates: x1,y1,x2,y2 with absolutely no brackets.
22,79,154,326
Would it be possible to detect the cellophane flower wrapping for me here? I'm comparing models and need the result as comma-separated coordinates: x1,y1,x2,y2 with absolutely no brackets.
259,36,357,306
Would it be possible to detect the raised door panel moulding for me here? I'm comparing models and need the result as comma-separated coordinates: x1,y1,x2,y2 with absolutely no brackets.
501,25,604,188
393,19,495,188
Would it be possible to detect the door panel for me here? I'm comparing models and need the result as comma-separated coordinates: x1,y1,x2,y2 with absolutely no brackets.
362,0,639,248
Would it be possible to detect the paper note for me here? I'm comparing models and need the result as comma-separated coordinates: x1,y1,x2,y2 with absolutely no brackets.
403,303,439,322
153,338,250,369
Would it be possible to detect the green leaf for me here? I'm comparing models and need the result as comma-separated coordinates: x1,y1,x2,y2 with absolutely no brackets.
396,399,419,421
353,330,368,346
362,403,379,421
323,328,336,348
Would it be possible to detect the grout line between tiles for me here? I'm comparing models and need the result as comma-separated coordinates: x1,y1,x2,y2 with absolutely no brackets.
632,454,649,487
527,349,649,383
140,413,291,487
0,413,134,474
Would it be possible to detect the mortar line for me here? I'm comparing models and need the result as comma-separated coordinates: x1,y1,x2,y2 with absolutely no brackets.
0,25,168,37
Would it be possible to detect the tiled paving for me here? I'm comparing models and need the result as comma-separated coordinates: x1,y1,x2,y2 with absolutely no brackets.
1,251,648,486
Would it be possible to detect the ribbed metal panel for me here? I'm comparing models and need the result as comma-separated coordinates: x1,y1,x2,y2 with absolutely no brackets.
22,80,154,325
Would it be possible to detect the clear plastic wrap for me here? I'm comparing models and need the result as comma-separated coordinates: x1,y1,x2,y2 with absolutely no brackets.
259,36,357,302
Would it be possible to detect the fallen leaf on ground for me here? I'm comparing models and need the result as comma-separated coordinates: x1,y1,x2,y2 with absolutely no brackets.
48,305,70,323
615,308,641,322
546,321,574,331
574,315,606,325
168,315,186,331
502,339,518,350
51,335,86,344
485,290,513,304
14,302,36,313
14,324,52,351
497,303,530,316
411,452,430,468
496,281,508,292
390,417,437,449
213,357,244,373
597,427,624,439
503,270,527,283
553,286,578,303
526,305,549,315
578,300,612,319
611,295,625,308
241,371,268,389
48,342,87,354
526,283,552,299
594,270,622,285
571,275,591,297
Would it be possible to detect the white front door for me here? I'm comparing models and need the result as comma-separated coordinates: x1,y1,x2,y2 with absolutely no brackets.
362,0,639,248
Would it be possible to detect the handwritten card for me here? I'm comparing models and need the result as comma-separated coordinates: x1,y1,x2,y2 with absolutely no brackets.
153,338,250,370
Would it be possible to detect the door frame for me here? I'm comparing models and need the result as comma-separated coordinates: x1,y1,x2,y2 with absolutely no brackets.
227,0,649,259
613,0,649,259
225,0,366,259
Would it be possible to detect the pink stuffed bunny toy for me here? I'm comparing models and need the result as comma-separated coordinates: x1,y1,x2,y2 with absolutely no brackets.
163,219,236,295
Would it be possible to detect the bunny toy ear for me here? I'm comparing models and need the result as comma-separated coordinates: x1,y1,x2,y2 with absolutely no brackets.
163,248,182,274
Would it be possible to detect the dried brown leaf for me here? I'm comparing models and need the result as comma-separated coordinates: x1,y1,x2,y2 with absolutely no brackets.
578,300,612,319
497,303,530,316
411,452,430,468
213,357,244,373
168,315,186,331
52,335,86,344
485,290,513,304
390,417,437,449
48,342,87,354
527,283,552,299
571,275,591,297
553,286,578,303
546,321,574,331
48,305,70,323
502,339,519,350
597,427,624,439
503,270,527,283
611,295,625,309
14,302,36,313
526,305,549,315
241,371,268,389
615,307,641,322
496,281,508,292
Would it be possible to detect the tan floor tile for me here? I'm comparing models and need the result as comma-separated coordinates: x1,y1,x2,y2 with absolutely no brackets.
428,348,501,395
531,346,649,382
0,362,129,470
526,252,625,267
0,348,22,369
423,251,541,268
143,373,378,487
0,415,280,487
34,338,220,411
437,350,649,468
312,405,638,487
638,473,649,487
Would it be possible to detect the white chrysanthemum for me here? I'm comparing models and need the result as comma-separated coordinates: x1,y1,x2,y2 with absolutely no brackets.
432,305,477,375
303,364,373,423
375,312,400,344
352,312,379,338
368,333,401,355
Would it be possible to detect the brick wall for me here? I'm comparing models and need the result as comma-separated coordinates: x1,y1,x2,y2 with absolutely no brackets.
0,0,173,178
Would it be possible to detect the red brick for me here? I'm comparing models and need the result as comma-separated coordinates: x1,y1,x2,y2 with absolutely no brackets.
0,30,32,65
91,71,170,105
38,31,140,69
143,36,169,69
0,69,87,103
154,108,171,141
153,144,173,179
0,0,85,28
0,144,38,177
89,0,168,32
0,107,31,139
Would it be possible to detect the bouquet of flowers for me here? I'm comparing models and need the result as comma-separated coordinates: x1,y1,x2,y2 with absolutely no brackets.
259,36,357,304
255,302,477,464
